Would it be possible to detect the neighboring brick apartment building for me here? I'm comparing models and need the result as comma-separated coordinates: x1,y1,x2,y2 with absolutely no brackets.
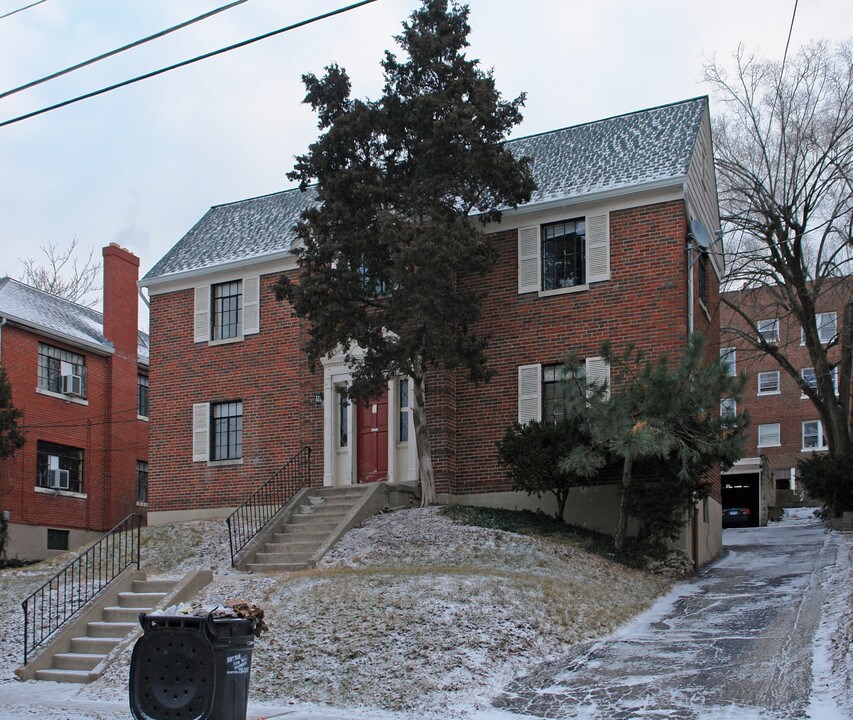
720,277,852,494
0,244,149,560
141,97,726,564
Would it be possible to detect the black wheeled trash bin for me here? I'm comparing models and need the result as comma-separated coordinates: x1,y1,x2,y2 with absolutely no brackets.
129,612,257,720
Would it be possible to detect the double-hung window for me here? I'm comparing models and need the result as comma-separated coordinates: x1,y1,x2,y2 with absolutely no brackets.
212,281,242,340
518,357,609,424
757,371,780,395
757,319,779,344
802,420,827,451
36,441,84,493
517,212,610,295
720,347,736,376
136,460,149,504
194,276,260,343
38,343,87,398
801,367,839,398
757,423,781,448
542,219,586,290
802,312,837,345
192,401,243,462
138,374,149,418
720,398,737,425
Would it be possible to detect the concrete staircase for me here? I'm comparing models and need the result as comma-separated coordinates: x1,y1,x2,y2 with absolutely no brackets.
240,483,417,573
247,487,369,572
18,570,213,684
34,578,175,683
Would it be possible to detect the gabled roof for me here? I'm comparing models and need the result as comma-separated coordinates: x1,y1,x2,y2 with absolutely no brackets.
143,96,707,283
0,277,149,364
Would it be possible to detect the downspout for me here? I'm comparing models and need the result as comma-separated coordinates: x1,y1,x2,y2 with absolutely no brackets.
684,183,694,337
0,316,5,362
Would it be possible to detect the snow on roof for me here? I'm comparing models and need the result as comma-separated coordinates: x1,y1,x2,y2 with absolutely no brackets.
0,277,149,364
143,97,707,282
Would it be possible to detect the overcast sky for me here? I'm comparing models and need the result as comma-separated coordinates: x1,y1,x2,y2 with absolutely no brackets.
0,0,851,318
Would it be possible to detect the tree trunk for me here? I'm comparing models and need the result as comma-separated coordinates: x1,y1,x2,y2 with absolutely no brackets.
411,363,436,506
614,453,633,552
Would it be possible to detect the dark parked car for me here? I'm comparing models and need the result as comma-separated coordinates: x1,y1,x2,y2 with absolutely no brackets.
723,506,753,528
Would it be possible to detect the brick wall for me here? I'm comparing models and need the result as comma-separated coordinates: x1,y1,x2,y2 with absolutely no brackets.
148,273,324,514
721,279,852,480
453,200,701,496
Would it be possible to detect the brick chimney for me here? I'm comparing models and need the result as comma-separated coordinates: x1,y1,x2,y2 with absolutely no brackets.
102,243,140,356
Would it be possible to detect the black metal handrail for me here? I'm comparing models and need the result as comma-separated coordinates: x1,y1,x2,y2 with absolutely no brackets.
226,446,312,567
21,513,142,665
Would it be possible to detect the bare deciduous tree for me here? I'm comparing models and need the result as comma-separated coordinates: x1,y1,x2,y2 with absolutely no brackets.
19,237,101,307
707,40,853,458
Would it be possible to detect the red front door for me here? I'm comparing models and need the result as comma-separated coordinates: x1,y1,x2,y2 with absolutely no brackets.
357,392,388,483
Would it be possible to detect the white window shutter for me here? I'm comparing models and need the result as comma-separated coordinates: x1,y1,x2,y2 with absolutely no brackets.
192,403,210,462
585,356,610,399
194,286,210,343
517,226,540,294
586,213,610,283
518,364,542,424
242,276,260,336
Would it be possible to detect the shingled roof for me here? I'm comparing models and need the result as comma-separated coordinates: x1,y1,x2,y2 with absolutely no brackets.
143,96,707,282
0,277,149,364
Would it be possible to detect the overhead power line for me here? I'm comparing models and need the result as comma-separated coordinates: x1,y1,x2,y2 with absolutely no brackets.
0,0,46,21
0,0,379,129
0,0,249,100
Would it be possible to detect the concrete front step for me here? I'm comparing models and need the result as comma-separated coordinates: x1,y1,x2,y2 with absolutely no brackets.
70,636,120,654
34,668,92,683
118,591,168,608
53,652,104,671
103,606,144,623
254,552,314,564
132,579,175,593
86,620,136,637
287,513,347,525
263,541,320,553
246,561,311,572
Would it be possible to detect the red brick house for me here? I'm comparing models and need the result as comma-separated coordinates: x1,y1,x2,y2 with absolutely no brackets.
141,97,726,563
720,278,852,509
0,244,148,560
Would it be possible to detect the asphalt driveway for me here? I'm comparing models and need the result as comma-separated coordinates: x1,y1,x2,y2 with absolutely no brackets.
492,513,851,720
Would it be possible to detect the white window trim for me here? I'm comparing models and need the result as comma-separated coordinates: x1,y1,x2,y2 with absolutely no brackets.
517,212,610,296
801,420,828,452
800,367,839,399
35,387,89,406
757,423,781,448
757,371,781,396
720,398,736,417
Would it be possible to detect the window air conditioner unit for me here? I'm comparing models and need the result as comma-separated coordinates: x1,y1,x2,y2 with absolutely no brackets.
49,468,70,490
61,373,83,397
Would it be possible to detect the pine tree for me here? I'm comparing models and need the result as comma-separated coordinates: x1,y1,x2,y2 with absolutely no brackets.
276,0,535,505
559,335,748,552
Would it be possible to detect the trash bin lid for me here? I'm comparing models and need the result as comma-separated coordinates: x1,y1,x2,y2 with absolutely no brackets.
129,626,216,720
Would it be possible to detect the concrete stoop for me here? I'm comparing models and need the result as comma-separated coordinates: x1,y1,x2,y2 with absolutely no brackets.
239,482,418,573
17,569,213,683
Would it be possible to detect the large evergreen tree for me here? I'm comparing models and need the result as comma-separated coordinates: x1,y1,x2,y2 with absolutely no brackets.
276,0,535,504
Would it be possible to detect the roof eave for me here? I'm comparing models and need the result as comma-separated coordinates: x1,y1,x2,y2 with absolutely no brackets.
493,176,688,220
140,248,297,291
1,314,114,356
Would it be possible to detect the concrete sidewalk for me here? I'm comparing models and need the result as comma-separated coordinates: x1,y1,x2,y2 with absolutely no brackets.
492,515,850,719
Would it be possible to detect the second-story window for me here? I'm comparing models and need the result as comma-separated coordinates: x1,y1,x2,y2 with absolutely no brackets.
138,374,149,418
38,343,87,398
542,219,586,291
720,347,736,376
212,281,242,340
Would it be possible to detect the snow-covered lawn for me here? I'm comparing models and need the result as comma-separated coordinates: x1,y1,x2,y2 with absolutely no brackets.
0,506,669,718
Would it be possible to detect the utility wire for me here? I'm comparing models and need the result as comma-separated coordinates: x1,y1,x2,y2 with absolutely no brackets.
780,0,799,77
0,0,249,100
0,0,378,129
0,0,46,21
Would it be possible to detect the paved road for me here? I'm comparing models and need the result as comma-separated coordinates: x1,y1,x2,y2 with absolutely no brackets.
493,516,849,720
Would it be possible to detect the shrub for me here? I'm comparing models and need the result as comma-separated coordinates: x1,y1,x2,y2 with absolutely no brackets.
798,451,853,517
